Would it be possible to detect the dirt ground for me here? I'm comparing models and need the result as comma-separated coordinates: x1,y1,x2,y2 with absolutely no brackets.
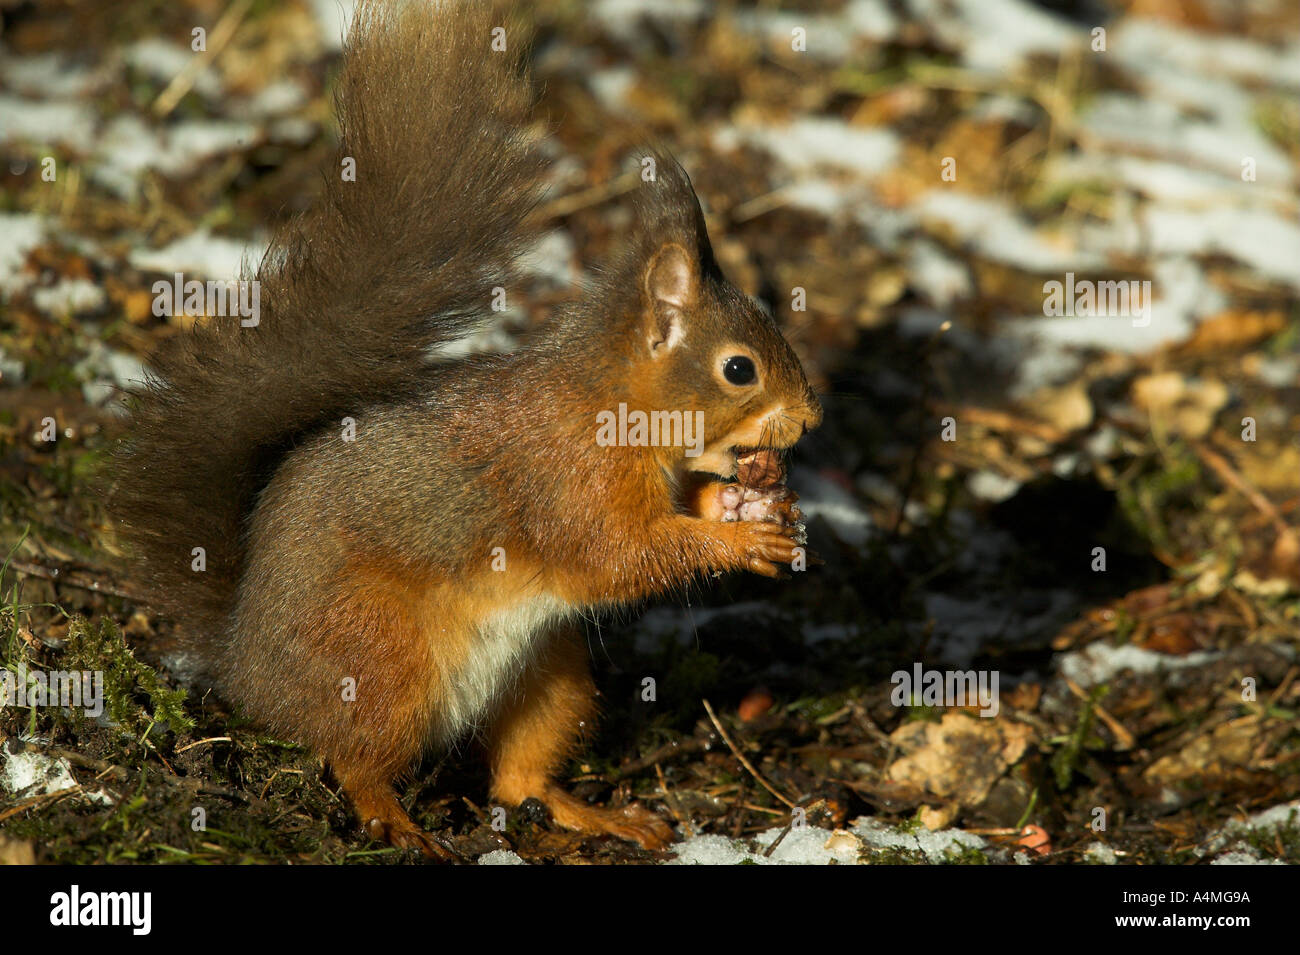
1,0,1298,864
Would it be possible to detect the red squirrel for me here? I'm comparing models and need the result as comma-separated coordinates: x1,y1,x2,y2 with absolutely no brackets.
111,0,822,857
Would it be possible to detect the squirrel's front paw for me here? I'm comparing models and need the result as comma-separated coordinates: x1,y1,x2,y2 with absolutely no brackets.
724,520,802,578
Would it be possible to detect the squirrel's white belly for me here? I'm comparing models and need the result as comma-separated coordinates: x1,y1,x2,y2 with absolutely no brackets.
439,594,572,738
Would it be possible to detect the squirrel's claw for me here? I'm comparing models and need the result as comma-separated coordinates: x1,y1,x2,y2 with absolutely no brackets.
365,813,459,863
730,521,801,578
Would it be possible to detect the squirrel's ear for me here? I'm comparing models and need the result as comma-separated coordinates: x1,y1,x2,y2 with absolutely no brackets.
643,242,695,357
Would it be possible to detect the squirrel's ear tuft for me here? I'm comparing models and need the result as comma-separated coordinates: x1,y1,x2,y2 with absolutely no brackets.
643,242,695,356
644,155,716,268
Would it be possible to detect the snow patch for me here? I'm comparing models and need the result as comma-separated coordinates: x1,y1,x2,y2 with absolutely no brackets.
0,94,96,146
853,816,988,862
128,228,264,280
906,0,1081,73
0,212,45,295
0,741,111,805
719,118,900,180
92,114,259,199
125,38,223,99
1059,642,1220,689
1211,852,1286,866
592,0,707,44
478,848,527,865
1079,93,1291,186
0,49,114,98
1083,842,1118,864
309,0,358,50
669,826,866,865
32,278,106,316
915,191,1103,273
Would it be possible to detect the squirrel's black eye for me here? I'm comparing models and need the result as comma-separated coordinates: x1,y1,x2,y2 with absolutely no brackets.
723,355,756,386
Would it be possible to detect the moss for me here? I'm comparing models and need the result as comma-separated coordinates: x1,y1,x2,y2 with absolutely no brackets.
899,809,927,833
1240,811,1300,864
788,690,855,723
941,843,990,865
1253,96,1300,157
62,615,195,738
1052,684,1107,791
1115,445,1203,557
861,845,927,865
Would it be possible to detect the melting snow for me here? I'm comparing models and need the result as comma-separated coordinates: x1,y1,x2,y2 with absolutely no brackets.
32,278,106,316
906,0,1081,73
1059,642,1221,689
124,38,223,99
717,118,900,180
478,849,527,865
0,212,45,295
0,94,96,146
128,228,264,280
914,191,1103,273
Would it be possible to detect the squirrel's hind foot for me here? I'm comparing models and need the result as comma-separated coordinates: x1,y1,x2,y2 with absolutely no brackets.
541,787,676,851
352,785,456,862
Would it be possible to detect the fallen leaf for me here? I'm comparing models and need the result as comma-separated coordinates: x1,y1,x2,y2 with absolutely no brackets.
919,804,956,830
823,829,862,852
1132,372,1228,440
886,712,1034,810
1144,717,1277,784
1137,613,1210,655
1030,380,1093,434
0,834,36,865
1176,310,1285,354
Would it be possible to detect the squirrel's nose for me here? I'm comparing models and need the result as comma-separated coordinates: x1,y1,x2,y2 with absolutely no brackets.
800,395,823,433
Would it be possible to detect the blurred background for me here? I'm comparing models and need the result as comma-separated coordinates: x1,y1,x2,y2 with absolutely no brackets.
0,0,1298,864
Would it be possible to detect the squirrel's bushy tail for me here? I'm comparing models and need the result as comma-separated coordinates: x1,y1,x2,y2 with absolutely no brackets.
112,0,544,638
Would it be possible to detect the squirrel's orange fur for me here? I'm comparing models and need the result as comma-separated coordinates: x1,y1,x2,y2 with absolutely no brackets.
112,0,821,857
